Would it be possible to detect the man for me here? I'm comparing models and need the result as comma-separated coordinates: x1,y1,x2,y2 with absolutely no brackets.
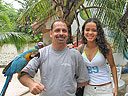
37,42,44,49
18,20,89,96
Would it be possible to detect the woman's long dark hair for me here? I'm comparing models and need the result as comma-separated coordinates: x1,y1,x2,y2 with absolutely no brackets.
81,18,109,58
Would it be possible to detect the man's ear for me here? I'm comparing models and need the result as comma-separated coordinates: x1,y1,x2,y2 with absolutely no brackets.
50,30,52,38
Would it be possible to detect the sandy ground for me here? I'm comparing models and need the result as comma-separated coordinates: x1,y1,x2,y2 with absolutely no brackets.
0,67,128,96
0,68,39,96
118,73,128,96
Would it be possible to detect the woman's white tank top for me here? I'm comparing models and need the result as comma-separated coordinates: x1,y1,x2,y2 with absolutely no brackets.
82,47,111,85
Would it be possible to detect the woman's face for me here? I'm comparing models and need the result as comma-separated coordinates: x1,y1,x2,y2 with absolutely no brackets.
84,22,98,42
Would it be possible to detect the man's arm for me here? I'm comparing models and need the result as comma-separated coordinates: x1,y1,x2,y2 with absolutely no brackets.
77,81,89,88
18,72,46,95
76,51,89,88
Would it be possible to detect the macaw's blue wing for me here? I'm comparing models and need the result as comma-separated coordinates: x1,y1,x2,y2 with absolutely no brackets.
0,48,39,96
4,57,27,76
0,57,27,96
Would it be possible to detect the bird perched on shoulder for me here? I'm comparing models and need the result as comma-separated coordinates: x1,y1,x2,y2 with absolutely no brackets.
0,48,40,96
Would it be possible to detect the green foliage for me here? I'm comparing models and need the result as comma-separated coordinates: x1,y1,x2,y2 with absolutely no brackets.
31,33,43,42
0,1,18,32
14,0,127,54
80,9,92,20
113,28,128,53
0,32,32,51
16,0,52,23
0,0,37,51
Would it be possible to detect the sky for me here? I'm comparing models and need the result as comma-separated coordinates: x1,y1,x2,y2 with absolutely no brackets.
3,0,22,9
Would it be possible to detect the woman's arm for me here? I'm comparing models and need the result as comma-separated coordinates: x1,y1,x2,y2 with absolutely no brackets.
106,45,118,96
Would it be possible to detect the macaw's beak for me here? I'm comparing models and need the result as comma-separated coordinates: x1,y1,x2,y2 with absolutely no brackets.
30,52,40,59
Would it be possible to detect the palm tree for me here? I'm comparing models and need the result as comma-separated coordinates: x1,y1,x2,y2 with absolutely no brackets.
17,0,127,55
0,14,31,52
0,0,32,51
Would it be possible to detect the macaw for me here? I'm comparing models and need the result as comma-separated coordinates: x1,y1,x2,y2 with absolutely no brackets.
0,48,39,96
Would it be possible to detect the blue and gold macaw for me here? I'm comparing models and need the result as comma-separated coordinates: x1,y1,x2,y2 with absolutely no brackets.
0,48,39,96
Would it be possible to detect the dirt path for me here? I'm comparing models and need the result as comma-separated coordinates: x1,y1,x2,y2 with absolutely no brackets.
118,73,128,96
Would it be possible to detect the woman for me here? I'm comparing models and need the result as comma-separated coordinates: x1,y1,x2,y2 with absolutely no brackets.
78,18,118,96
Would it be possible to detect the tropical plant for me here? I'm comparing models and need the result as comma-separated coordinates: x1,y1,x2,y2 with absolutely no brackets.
16,0,127,54
0,0,32,51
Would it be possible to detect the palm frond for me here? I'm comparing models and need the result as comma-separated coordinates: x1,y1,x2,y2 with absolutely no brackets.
0,14,12,30
84,0,126,29
17,0,52,24
0,32,31,51
113,29,127,52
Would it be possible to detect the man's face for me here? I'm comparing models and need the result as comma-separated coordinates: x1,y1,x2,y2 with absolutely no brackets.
50,21,68,45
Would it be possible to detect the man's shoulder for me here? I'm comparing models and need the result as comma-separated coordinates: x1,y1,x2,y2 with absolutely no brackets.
40,44,51,50
38,45,51,56
68,47,81,55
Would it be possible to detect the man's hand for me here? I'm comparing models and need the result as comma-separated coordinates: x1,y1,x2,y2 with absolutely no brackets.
29,82,46,95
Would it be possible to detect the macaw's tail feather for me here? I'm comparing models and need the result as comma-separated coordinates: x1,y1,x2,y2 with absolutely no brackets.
0,75,12,96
